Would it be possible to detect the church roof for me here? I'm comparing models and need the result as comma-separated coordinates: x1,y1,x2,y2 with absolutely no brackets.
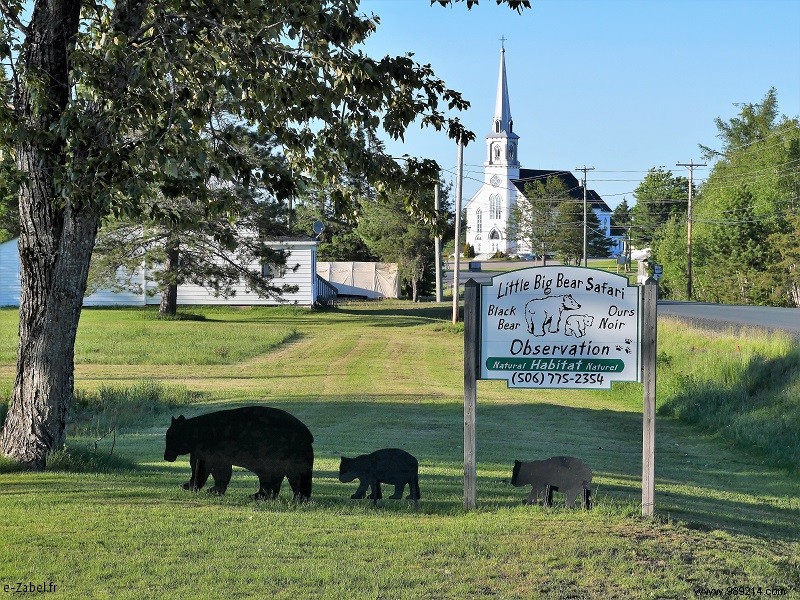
512,169,612,213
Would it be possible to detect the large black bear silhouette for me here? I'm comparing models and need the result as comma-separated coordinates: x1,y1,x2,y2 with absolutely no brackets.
163,406,314,500
339,448,421,507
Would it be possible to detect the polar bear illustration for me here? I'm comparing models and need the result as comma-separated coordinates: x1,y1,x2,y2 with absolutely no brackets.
524,294,581,337
564,314,594,338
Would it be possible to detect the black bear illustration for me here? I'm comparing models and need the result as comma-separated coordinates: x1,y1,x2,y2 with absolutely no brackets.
511,456,592,508
524,294,581,336
164,406,314,501
339,448,420,507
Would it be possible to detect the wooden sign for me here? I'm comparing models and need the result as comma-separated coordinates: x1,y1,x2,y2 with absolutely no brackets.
463,269,657,517
479,267,641,389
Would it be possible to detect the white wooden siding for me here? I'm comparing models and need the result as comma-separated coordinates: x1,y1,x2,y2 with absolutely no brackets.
0,238,318,307
0,239,21,306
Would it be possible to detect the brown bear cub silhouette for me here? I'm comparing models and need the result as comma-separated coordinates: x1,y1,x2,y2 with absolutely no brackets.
511,456,592,508
339,448,421,507
164,406,314,501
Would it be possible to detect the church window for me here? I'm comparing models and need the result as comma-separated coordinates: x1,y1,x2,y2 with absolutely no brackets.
489,194,502,220
476,210,482,233
509,119,513,133
493,144,501,161
495,120,500,133
489,229,501,240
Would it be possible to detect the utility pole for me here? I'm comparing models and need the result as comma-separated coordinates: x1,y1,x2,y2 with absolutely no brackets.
676,160,706,300
434,182,443,303
453,137,464,324
575,166,595,267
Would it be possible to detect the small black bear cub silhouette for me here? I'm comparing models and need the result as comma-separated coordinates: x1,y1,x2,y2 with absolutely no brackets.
339,448,420,507
511,456,592,508
164,406,314,501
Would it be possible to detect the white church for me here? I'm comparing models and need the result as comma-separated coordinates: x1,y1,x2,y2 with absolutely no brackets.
465,46,621,258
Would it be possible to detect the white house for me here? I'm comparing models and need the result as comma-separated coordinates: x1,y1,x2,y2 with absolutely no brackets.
0,236,328,307
465,46,621,258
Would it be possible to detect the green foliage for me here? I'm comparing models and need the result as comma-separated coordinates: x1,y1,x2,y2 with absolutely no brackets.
611,198,632,230
507,176,569,258
463,243,476,258
650,214,687,299
552,199,583,264
769,214,800,306
630,168,690,248
691,89,800,306
357,187,439,301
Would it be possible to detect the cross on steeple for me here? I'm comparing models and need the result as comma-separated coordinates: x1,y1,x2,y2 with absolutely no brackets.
499,35,506,50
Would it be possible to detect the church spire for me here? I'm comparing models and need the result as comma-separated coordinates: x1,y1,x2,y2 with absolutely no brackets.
493,44,513,135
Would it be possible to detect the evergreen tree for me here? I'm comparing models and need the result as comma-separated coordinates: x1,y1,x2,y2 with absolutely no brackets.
552,200,582,265
357,185,442,301
506,177,569,265
630,168,690,248
692,89,800,306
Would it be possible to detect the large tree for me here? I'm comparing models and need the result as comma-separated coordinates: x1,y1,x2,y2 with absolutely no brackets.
0,0,528,467
89,123,300,316
630,167,691,248
649,89,800,305
506,176,569,265
692,88,799,306
356,186,434,302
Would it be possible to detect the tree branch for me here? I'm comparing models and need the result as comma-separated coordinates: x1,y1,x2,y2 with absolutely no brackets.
0,0,29,34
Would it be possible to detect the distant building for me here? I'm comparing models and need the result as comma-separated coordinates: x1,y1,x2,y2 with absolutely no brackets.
465,46,621,257
0,236,327,307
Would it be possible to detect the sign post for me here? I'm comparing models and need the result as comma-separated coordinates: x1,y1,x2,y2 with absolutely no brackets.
641,277,658,517
463,279,480,510
463,266,654,513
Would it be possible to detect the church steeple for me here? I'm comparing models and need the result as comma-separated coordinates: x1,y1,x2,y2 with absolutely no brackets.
485,42,519,173
493,45,513,136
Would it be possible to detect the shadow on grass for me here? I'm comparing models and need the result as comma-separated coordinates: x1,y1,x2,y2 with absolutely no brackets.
40,396,797,541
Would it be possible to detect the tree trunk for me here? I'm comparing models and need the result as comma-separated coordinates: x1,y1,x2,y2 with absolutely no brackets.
0,0,148,468
0,0,86,468
159,242,180,316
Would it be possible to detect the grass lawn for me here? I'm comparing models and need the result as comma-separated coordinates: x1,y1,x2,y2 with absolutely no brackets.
0,303,798,598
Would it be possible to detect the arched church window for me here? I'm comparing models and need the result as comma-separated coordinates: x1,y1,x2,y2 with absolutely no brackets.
493,144,501,161
495,120,500,133
509,119,513,133
489,229,501,240
489,194,502,220
476,210,482,233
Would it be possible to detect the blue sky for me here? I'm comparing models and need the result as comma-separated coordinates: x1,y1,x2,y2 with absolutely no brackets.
358,0,800,208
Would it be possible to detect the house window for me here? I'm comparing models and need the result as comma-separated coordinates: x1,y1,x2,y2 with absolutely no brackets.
476,210,482,233
261,262,285,278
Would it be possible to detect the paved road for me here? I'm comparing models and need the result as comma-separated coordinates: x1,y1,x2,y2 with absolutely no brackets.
658,301,800,338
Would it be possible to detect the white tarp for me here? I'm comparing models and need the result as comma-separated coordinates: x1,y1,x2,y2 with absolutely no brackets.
316,262,399,299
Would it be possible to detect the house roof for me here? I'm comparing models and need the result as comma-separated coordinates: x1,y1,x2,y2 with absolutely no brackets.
512,169,612,213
